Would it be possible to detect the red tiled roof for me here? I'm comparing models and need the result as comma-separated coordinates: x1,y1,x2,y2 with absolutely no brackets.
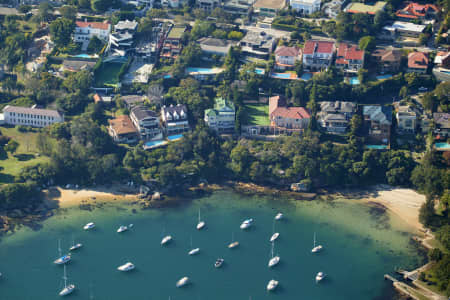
108,115,137,135
337,43,364,61
93,94,102,103
275,46,301,57
395,2,438,19
271,107,310,120
303,40,335,55
76,21,110,30
408,52,429,69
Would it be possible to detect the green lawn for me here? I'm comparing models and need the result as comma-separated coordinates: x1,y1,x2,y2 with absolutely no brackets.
95,62,124,87
0,127,50,184
243,104,270,126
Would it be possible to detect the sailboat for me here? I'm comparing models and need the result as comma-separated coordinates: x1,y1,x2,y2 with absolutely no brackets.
54,239,71,265
268,241,280,268
196,208,205,230
59,265,75,296
69,235,82,251
311,232,323,253
188,236,200,255
228,232,239,249
270,219,279,242
176,276,189,287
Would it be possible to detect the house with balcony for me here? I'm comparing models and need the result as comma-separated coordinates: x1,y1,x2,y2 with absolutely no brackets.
196,0,220,12
269,96,310,130
407,51,429,74
371,48,402,73
108,20,138,57
274,46,302,70
362,105,392,144
335,43,364,73
290,0,321,14
395,2,438,21
302,40,335,71
74,20,111,50
396,105,417,134
317,101,357,134
108,115,138,144
223,0,254,16
204,97,236,133
161,104,190,135
239,31,276,60
130,106,162,140
162,26,186,59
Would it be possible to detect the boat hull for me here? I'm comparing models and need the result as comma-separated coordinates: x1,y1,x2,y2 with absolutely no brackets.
59,285,75,296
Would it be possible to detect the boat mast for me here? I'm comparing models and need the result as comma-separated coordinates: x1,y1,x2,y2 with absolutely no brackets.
313,232,316,248
198,208,201,223
58,239,62,257
63,264,67,289
271,241,274,258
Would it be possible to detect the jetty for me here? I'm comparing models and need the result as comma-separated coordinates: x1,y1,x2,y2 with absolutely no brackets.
384,274,398,282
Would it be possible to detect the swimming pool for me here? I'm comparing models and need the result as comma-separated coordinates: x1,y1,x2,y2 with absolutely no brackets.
144,140,166,148
435,142,450,149
271,72,292,79
167,134,183,141
74,54,92,58
186,67,216,74
365,145,388,150
163,74,173,79
300,73,312,81
376,74,392,80
254,68,265,75
349,77,360,85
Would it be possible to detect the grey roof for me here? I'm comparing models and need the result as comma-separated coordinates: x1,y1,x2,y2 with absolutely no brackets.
3,105,62,118
433,113,450,129
363,105,392,125
162,104,188,121
319,101,356,113
130,105,158,121
114,20,138,32
241,31,274,46
122,95,145,106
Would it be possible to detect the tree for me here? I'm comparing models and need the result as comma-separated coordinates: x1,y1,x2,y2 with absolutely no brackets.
4,140,19,154
399,86,409,99
358,36,376,52
429,248,443,262
87,36,104,54
228,31,244,40
59,5,77,20
38,2,52,23
63,70,93,94
357,68,369,85
50,18,75,47
91,0,110,12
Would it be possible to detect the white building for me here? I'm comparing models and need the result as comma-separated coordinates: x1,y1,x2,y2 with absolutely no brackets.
74,20,111,44
204,97,236,133
161,104,190,135
290,0,321,14
2,105,64,128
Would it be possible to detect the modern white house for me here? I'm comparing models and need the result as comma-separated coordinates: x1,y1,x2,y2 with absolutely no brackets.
290,0,321,14
204,97,236,132
108,20,138,56
74,20,111,49
2,105,64,128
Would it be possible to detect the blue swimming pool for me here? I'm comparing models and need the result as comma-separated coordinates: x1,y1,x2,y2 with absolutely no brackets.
167,134,183,141
441,70,450,75
365,145,388,150
349,77,360,85
376,74,392,80
74,54,92,58
186,67,216,74
271,73,292,79
145,140,166,147
435,142,450,149
254,68,265,75
163,74,173,79
300,73,312,81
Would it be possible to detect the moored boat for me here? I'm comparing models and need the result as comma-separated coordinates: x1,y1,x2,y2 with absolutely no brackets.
240,218,253,230
188,248,200,255
196,209,205,230
214,258,224,268
270,232,280,242
316,272,325,282
161,235,172,245
117,262,135,272
311,232,323,253
266,279,279,291
59,265,75,297
275,213,283,220
176,276,189,288
117,225,128,233
83,222,95,230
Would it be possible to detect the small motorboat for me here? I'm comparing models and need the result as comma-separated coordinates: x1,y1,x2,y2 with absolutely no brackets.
54,255,71,265
69,243,82,251
268,256,280,268
228,241,239,249
267,279,279,291
316,272,325,283
117,262,135,272
270,232,280,242
188,248,200,256
83,222,95,230
275,213,283,220
214,258,224,268
176,276,189,288
117,225,128,233
240,218,253,230
161,235,172,245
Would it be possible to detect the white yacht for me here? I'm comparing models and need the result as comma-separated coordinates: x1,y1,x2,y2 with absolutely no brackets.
176,276,189,288
240,218,253,230
117,225,128,233
161,235,172,245
117,262,135,272
59,265,75,296
268,242,280,268
316,272,325,282
214,258,224,268
54,240,71,265
188,248,200,255
311,232,323,253
275,213,283,220
270,232,280,242
196,209,205,230
69,236,82,251
83,222,95,230
228,232,239,249
267,279,279,291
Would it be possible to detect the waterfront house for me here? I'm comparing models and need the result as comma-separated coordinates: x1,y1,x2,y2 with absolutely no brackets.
162,26,186,59
161,104,190,135
344,1,386,15
335,43,364,73
239,31,277,60
253,0,286,17
204,97,236,133
130,106,162,140
371,48,402,73
108,115,138,144
290,0,321,14
362,105,392,144
317,101,357,134
74,20,111,49
407,51,429,74
274,46,302,70
396,105,417,134
395,2,438,21
269,96,310,130
2,105,64,128
302,40,336,71
197,37,238,57
433,113,450,138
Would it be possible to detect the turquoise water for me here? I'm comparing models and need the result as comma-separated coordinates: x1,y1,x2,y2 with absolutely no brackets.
349,77,360,85
301,73,312,81
376,75,392,80
365,145,388,150
271,73,291,79
186,68,219,74
255,68,265,75
163,74,173,79
167,134,183,141
0,190,422,299
435,142,450,149
144,140,166,147
74,54,92,58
